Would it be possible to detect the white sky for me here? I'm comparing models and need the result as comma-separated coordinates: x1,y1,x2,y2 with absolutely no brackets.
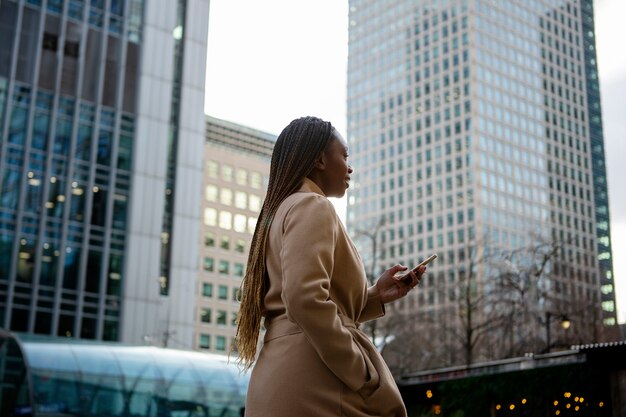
204,0,626,323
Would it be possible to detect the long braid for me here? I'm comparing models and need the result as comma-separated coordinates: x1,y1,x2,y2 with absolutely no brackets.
235,116,334,371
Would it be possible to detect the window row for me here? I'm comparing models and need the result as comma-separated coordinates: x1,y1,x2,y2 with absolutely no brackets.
206,160,264,189
200,282,241,301
203,209,257,234
198,334,229,352
199,308,237,327
204,232,246,253
205,185,262,212
202,258,245,277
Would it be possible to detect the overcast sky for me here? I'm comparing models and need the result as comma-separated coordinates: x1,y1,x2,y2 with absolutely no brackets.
204,0,626,322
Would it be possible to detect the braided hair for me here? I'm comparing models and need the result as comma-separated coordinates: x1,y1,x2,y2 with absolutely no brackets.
235,116,335,370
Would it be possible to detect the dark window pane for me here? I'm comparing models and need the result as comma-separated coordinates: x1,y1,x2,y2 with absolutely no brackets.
68,0,84,20
0,1,18,78
57,314,75,337
54,118,72,156
60,22,81,95
63,246,81,290
10,308,29,331
103,320,118,341
82,28,102,102
0,231,14,280
77,102,94,160
9,106,28,145
40,242,58,287
16,7,40,83
54,97,75,155
97,129,112,165
123,41,139,112
112,195,127,230
102,35,119,107
34,311,52,334
80,317,96,339
16,238,36,283
117,133,132,170
1,168,21,210
0,78,7,128
85,250,102,293
32,110,51,150
39,14,61,89
46,177,65,219
90,187,107,227
69,182,86,222
48,0,63,14
106,253,123,295
24,172,44,214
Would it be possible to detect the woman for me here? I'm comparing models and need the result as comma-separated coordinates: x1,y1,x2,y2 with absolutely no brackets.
236,116,425,417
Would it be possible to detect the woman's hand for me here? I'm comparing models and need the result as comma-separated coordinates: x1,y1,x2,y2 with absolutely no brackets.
374,264,426,304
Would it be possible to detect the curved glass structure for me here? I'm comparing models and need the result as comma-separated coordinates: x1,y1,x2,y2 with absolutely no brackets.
0,331,249,417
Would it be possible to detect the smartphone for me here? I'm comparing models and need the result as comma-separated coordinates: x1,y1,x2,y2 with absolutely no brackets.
399,253,437,285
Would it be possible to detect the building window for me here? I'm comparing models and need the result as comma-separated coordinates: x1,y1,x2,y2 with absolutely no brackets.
233,263,244,277
220,236,230,250
236,168,247,185
222,165,233,181
234,214,247,233
217,311,227,326
200,308,211,323
235,191,247,209
199,334,211,349
216,335,227,351
220,189,232,205
219,211,232,230
204,232,215,247
202,283,213,297
250,172,262,189
218,260,229,275
232,287,241,302
204,208,217,226
207,161,218,178
218,285,228,300
235,240,245,253
249,195,261,212
203,257,214,272
247,217,257,234
205,185,218,202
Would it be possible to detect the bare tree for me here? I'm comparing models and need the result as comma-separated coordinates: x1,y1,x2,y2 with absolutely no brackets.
353,216,386,346
354,219,609,375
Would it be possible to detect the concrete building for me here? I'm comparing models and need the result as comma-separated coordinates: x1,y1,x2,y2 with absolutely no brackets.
346,0,616,365
196,115,274,354
0,0,209,349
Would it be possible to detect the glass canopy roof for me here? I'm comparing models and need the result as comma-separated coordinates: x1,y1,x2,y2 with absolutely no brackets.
0,331,249,417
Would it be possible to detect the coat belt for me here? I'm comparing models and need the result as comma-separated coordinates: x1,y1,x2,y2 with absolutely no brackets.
264,314,359,342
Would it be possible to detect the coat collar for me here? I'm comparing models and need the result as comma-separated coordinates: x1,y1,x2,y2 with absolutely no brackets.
298,177,326,197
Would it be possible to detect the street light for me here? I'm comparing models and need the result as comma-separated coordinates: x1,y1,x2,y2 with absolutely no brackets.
545,311,571,353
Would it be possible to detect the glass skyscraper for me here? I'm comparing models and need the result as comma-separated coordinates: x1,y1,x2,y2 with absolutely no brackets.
347,0,616,366
0,0,208,347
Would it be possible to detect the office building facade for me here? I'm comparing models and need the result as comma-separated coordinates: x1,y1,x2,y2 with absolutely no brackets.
346,0,616,365
196,116,273,354
0,0,208,348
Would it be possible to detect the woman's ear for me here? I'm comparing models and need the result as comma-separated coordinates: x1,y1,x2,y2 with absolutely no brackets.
313,151,326,171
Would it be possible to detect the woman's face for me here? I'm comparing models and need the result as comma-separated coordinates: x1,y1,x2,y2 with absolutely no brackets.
316,130,353,198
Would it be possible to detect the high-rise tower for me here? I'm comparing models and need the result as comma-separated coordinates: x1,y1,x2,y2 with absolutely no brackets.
0,0,209,348
347,0,616,367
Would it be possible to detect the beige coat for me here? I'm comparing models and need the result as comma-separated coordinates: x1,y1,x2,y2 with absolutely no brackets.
245,179,407,417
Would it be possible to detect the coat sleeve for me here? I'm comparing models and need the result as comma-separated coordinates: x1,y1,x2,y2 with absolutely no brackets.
358,286,385,323
280,194,372,393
